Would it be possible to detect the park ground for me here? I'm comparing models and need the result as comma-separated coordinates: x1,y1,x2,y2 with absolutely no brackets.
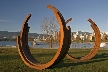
0,48,108,72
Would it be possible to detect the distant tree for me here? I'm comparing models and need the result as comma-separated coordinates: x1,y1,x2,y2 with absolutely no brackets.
40,16,59,48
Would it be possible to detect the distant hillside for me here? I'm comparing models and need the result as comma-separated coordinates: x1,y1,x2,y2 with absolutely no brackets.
0,31,45,39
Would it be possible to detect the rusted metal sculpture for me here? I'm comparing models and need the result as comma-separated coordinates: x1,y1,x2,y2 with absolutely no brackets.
16,4,101,70
66,18,101,61
17,5,71,70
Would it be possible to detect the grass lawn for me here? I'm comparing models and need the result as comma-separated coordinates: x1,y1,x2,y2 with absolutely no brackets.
0,48,108,72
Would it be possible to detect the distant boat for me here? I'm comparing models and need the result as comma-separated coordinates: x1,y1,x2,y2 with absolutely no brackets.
100,43,106,47
31,41,41,45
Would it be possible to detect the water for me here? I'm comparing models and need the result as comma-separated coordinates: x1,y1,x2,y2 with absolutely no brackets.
0,41,108,48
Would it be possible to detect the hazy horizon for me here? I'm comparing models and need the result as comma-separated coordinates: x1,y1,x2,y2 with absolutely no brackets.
0,30,107,34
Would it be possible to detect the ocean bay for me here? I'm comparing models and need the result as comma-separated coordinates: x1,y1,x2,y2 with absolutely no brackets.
0,41,108,48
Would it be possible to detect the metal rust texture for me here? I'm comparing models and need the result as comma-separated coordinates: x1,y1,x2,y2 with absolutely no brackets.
58,18,72,46
16,4,70,70
66,18,101,62
54,18,72,65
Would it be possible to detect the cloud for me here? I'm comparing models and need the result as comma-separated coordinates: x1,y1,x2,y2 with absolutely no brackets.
0,20,13,22
0,20,7,22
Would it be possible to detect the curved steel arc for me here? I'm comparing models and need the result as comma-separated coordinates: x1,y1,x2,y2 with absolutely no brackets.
17,5,69,70
66,18,101,61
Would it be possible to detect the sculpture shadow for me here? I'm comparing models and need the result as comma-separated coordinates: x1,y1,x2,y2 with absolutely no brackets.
32,52,56,57
50,53,108,69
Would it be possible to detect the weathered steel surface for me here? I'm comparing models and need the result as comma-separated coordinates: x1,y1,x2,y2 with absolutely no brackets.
66,18,101,62
16,4,101,70
17,5,70,70
58,18,72,45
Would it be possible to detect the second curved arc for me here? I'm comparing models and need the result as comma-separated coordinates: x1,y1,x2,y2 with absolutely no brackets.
66,18,101,61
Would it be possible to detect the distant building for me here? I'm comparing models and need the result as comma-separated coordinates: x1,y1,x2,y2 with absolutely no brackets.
84,34,88,40
12,36,17,39
73,33,77,40
100,32,104,40
79,34,84,40
3,36,6,39
89,34,93,41
86,34,93,41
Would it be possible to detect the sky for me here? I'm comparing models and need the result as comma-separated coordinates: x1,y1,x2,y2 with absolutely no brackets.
0,0,108,34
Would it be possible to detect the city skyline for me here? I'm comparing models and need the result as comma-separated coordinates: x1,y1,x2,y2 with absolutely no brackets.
0,30,108,34
0,0,108,33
